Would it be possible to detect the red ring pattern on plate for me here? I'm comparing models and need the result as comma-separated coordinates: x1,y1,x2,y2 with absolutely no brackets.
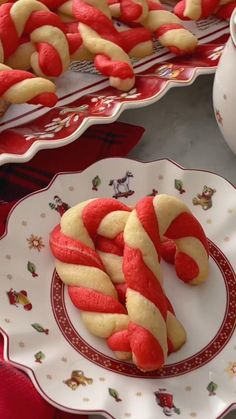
51,239,236,378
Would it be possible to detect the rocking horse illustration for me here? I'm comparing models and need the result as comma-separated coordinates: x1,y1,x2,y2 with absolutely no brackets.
109,171,134,199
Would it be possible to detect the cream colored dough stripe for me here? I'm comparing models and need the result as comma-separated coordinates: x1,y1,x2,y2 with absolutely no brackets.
142,10,180,32
124,210,163,284
10,0,48,36
61,200,95,247
153,194,190,237
58,0,73,17
3,78,55,103
97,251,125,284
79,24,132,65
184,0,202,19
81,311,130,338
158,29,197,50
175,237,209,284
55,260,117,297
126,289,168,357
97,211,130,238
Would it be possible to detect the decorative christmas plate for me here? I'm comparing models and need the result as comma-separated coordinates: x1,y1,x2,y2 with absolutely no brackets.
0,14,230,166
0,158,235,419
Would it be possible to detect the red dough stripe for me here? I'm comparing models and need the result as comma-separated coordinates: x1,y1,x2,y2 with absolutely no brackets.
0,70,35,95
135,197,161,256
73,0,119,43
38,0,67,8
96,235,123,256
175,251,199,283
49,225,105,269
107,329,131,351
0,3,19,59
120,0,144,21
24,11,66,33
82,199,130,241
68,286,127,314
37,43,63,77
95,54,134,79
124,247,167,320
156,24,184,38
119,28,152,53
66,33,83,54
128,322,165,371
164,212,209,254
28,92,58,106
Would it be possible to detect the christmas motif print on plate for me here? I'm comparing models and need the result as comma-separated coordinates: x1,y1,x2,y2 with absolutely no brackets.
0,9,231,166
0,158,236,419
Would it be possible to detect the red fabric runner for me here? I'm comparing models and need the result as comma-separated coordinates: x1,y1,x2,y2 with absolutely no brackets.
0,121,144,419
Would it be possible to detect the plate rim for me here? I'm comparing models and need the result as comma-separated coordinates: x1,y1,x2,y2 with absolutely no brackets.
0,65,216,167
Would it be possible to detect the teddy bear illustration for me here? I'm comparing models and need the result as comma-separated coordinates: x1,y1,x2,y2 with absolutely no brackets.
64,370,93,390
192,185,216,210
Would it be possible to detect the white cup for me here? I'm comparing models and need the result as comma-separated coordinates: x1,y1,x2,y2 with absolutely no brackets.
213,9,236,155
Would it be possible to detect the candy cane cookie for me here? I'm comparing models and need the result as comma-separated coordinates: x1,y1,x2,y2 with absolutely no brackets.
96,219,186,356
0,0,71,78
50,199,131,354
109,0,149,23
0,63,57,105
71,0,135,90
174,0,220,20
141,0,197,55
153,194,209,285
122,194,208,370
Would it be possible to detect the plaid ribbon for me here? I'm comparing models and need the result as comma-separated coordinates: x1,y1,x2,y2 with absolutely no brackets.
0,120,144,419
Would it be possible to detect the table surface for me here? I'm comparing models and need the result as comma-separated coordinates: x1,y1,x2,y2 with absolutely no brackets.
120,74,236,186
121,73,235,419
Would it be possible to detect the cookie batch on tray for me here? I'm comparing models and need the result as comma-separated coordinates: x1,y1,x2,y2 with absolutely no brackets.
49,194,209,372
0,0,234,113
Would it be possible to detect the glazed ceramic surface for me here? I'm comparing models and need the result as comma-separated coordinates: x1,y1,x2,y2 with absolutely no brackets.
213,9,236,155
0,158,235,419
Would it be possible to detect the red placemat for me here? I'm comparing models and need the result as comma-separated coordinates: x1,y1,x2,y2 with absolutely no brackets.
0,120,145,419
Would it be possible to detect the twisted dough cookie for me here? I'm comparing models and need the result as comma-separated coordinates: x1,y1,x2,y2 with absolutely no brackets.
50,199,131,352
108,0,197,55
141,0,197,55
174,0,236,20
108,0,149,22
72,0,135,91
121,195,208,371
0,0,70,77
0,63,57,105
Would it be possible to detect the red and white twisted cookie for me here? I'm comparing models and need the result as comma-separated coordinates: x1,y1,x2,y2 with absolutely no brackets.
65,20,153,59
0,0,71,77
97,220,186,358
72,0,135,91
6,21,94,71
107,0,197,55
50,199,131,351
108,0,149,23
120,195,208,371
154,194,209,284
0,63,57,105
141,0,197,55
174,0,236,20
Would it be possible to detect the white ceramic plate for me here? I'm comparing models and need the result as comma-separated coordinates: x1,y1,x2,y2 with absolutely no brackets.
0,158,235,419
